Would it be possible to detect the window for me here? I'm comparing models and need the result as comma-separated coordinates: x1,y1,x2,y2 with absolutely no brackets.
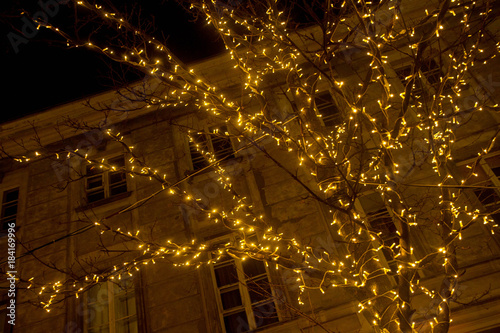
85,156,128,204
211,238,279,332
1,188,19,234
357,192,399,276
314,92,342,127
85,278,138,333
366,207,399,275
188,125,235,171
463,155,500,224
395,65,424,99
395,58,453,102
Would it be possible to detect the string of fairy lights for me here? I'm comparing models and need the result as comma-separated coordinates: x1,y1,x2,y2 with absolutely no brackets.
4,0,500,331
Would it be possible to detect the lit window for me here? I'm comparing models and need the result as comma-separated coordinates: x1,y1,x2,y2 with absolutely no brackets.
314,92,341,127
211,238,279,332
188,125,235,171
85,156,128,204
1,188,19,234
85,278,138,333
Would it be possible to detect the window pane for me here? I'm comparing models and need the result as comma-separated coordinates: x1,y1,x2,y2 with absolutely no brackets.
88,303,110,327
88,283,108,304
113,277,136,321
189,133,210,170
106,156,127,195
491,166,500,177
474,188,500,206
87,175,103,190
109,182,128,196
210,126,235,161
220,288,242,310
242,258,266,278
223,311,249,333
395,65,412,82
109,172,126,185
4,189,19,203
190,151,209,170
214,263,238,287
421,59,442,86
114,292,136,320
87,283,109,328
115,316,138,333
315,93,341,127
87,280,139,333
1,188,19,231
253,302,279,328
1,216,15,231
247,277,272,304
212,136,235,161
367,208,397,235
2,215,16,223
2,204,18,218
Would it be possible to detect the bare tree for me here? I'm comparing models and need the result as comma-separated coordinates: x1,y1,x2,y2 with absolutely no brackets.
1,0,500,332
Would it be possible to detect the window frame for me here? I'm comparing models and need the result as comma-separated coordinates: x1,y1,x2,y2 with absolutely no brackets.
84,155,129,205
83,277,138,333
209,235,281,333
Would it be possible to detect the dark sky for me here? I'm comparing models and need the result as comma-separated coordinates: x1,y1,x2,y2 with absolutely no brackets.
0,1,224,123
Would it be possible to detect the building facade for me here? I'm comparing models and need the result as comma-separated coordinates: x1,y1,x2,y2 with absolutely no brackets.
1,1,500,332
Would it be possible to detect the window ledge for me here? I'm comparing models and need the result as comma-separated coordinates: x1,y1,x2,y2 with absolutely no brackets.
76,191,132,212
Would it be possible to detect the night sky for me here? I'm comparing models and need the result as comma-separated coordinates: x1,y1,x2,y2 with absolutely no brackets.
0,1,224,123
